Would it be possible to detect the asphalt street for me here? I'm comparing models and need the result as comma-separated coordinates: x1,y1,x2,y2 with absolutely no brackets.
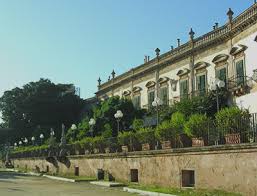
0,171,136,196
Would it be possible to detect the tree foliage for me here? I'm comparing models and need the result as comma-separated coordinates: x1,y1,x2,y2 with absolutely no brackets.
0,78,84,144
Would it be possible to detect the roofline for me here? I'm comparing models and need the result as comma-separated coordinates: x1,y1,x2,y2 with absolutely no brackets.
96,3,257,95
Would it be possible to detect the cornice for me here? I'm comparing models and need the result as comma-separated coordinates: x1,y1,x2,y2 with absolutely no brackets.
96,4,257,95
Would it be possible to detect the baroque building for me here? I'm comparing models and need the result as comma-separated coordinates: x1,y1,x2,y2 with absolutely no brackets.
96,4,257,113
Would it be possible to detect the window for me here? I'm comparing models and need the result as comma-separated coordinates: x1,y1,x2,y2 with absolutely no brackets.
132,95,141,109
236,60,245,85
130,169,139,182
216,67,227,84
179,79,188,99
160,86,168,105
148,90,155,109
196,74,206,96
182,170,195,187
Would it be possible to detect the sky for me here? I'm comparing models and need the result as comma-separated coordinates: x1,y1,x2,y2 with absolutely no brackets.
0,0,254,101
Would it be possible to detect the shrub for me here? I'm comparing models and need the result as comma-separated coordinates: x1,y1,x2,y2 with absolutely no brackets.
171,112,186,135
132,119,144,131
136,127,156,144
215,107,250,134
184,114,209,138
101,123,113,138
117,131,136,146
155,120,173,141
79,137,94,151
92,136,105,150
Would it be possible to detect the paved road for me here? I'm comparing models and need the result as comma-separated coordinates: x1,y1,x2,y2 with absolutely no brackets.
0,171,136,196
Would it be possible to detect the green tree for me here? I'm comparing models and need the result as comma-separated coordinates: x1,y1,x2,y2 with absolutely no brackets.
0,78,84,144
92,96,144,137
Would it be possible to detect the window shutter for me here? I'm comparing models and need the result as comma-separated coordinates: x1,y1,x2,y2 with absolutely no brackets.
236,60,244,85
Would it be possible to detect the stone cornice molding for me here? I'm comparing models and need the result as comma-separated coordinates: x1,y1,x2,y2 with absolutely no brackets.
212,54,229,64
230,44,248,56
145,81,156,88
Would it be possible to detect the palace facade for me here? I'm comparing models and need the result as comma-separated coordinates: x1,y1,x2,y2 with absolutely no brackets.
96,4,257,113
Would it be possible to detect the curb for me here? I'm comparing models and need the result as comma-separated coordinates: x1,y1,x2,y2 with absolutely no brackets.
43,174,75,182
123,187,177,196
90,181,125,187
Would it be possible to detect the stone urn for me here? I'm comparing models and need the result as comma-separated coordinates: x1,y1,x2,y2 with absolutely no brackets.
93,148,99,154
121,145,129,153
105,147,110,154
161,141,172,150
142,143,150,151
192,137,204,147
225,133,241,144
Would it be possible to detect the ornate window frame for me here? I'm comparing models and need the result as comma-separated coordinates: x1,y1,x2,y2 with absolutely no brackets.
132,86,142,109
212,54,229,82
158,77,169,105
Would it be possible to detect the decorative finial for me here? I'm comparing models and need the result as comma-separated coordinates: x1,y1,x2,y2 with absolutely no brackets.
155,48,160,57
111,70,116,79
227,8,234,22
170,46,174,50
108,76,111,81
189,28,195,41
177,39,181,47
97,77,101,86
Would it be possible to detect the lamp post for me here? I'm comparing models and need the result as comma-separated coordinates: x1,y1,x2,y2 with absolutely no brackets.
31,136,35,146
114,110,123,133
50,128,55,137
39,134,44,145
152,97,163,126
210,78,225,112
71,124,77,141
89,118,96,137
24,138,28,146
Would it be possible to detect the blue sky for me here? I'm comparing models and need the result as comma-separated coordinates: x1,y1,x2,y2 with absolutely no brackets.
0,0,254,99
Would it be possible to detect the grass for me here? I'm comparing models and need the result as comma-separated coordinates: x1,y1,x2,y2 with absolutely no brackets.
52,173,96,181
128,184,242,196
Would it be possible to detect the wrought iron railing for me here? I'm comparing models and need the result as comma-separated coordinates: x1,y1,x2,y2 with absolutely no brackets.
10,113,257,159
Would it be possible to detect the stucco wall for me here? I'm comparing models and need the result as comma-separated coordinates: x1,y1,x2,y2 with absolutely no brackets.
11,144,257,196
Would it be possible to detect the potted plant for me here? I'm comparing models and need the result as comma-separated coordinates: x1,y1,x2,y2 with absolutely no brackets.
184,114,208,147
118,131,135,152
73,141,82,155
170,112,186,148
155,120,173,149
92,136,105,153
80,137,94,154
101,124,113,153
137,127,156,151
215,107,250,144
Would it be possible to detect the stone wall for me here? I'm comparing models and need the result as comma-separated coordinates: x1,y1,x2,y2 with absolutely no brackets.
11,144,257,196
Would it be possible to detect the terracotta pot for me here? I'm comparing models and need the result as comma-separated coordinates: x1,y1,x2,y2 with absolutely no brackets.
105,147,110,154
225,133,241,144
142,143,150,151
161,141,172,149
192,137,204,147
121,145,129,153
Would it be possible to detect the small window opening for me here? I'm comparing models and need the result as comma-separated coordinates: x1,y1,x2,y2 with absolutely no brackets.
97,169,104,180
75,166,79,176
130,169,138,182
182,170,195,187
